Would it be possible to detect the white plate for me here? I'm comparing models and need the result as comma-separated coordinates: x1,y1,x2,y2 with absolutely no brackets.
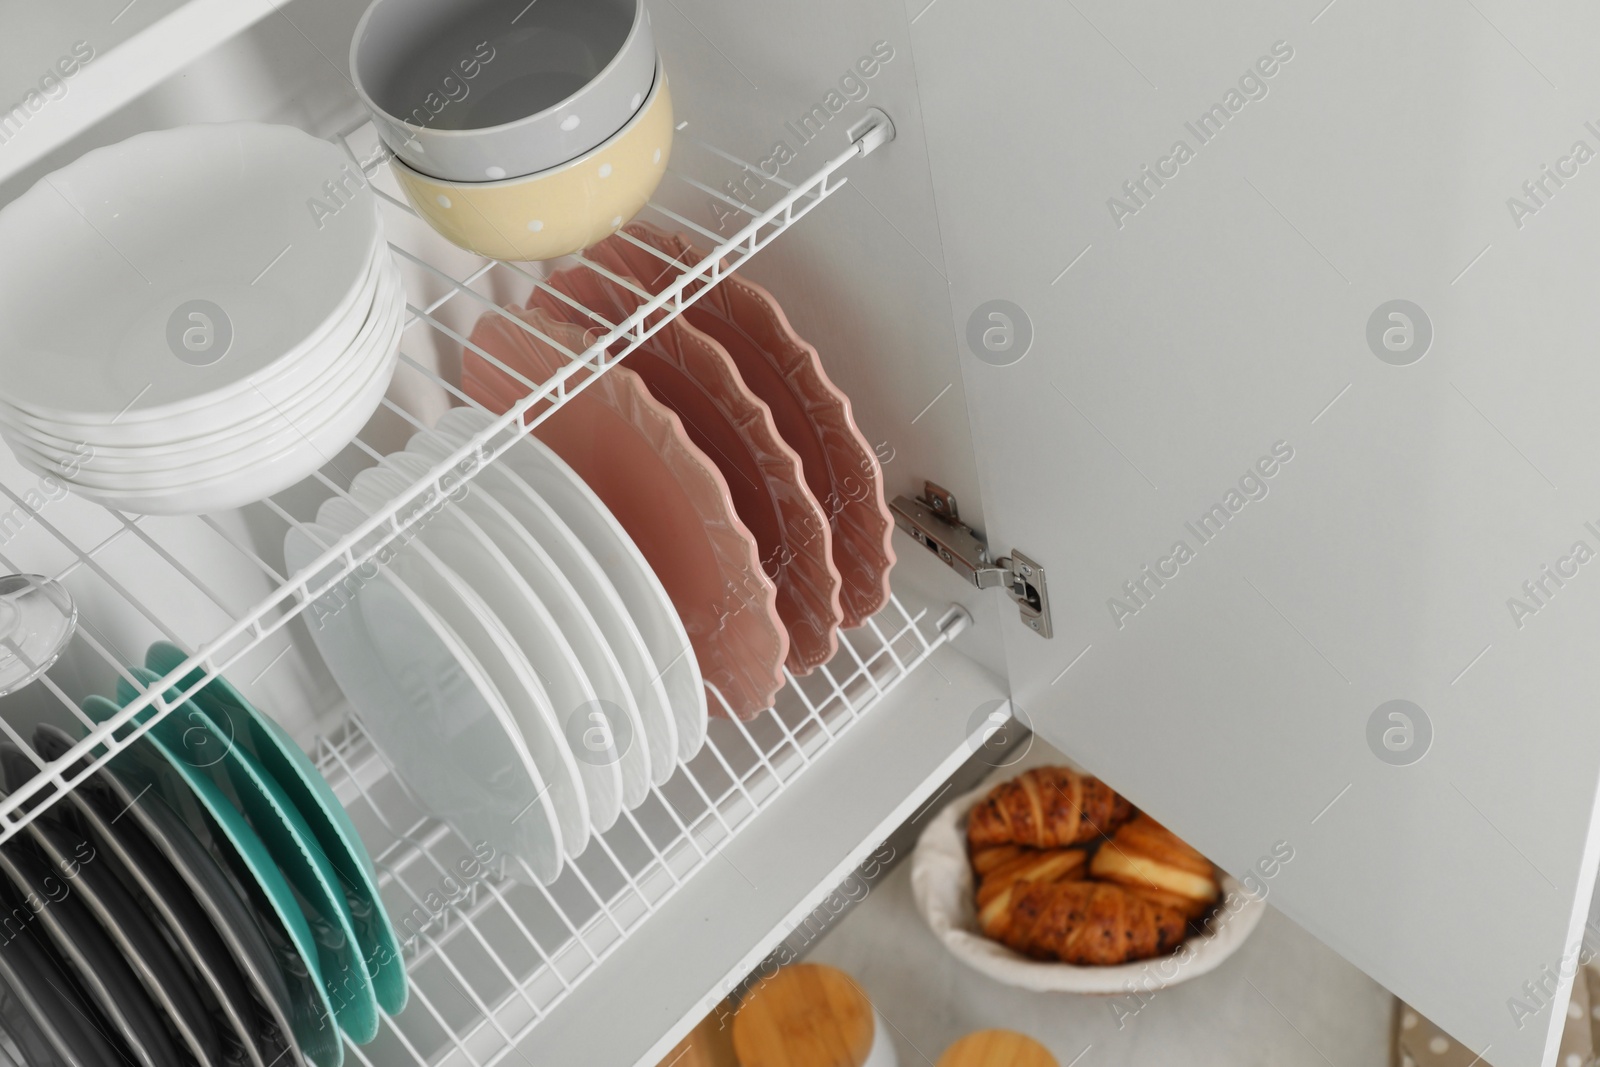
284,521,563,883
387,448,655,804
407,426,678,787
18,252,403,486
0,225,389,448
4,239,394,459
0,218,389,446
437,406,708,759
320,493,596,856
37,255,402,484
0,124,381,425
408,427,678,784
910,780,1265,994
7,269,404,515
13,299,400,516
330,479,614,840
332,474,608,844
15,255,404,484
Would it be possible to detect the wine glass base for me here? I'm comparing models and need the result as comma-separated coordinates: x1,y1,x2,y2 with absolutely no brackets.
0,575,77,697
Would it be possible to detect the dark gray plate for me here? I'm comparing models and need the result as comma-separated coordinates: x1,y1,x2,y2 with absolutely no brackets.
0,839,177,1066
2,738,261,1067
29,813,221,1064
33,724,306,1067
0,896,123,1067
0,1027,20,1067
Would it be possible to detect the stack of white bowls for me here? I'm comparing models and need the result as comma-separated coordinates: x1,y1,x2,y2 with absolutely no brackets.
0,123,403,516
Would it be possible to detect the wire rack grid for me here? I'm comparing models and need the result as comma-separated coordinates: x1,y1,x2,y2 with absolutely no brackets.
321,596,967,1067
0,107,898,842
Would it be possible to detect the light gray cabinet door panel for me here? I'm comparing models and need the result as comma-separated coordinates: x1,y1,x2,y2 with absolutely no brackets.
906,2,1600,1064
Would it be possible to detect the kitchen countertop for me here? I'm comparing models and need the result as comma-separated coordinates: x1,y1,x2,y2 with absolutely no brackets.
803,856,1396,1067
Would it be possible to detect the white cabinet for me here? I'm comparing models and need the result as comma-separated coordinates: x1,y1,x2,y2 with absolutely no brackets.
1,1,1595,1065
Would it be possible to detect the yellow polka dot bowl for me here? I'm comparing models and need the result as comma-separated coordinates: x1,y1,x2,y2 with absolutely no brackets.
389,60,671,263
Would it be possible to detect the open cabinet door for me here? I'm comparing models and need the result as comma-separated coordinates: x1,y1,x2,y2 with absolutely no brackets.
906,2,1600,1065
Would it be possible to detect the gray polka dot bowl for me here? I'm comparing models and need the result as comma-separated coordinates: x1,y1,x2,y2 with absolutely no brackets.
351,0,656,182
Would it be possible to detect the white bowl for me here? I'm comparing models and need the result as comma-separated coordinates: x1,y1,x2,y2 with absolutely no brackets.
910,781,1265,995
0,123,380,426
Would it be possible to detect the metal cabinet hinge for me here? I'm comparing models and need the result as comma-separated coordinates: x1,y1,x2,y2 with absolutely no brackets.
890,482,1052,638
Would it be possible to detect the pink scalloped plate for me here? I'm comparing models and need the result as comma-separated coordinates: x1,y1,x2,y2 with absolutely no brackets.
599,223,897,629
529,264,844,675
461,306,787,720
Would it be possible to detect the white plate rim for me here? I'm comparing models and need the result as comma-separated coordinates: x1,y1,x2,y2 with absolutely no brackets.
2,240,395,455
333,478,614,841
13,314,402,516
409,425,679,785
387,446,656,802
18,264,405,501
437,406,708,759
284,520,563,883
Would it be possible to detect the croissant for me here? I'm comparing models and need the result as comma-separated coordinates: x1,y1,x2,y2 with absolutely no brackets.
1089,814,1219,920
966,767,1135,850
970,845,1025,878
974,847,1087,909
978,879,1187,965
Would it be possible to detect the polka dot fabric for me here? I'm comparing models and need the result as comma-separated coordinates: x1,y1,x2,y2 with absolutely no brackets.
1396,970,1600,1066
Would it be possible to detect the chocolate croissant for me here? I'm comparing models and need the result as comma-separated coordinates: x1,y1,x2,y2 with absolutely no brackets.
966,767,1135,850
978,879,1188,965
973,846,1087,909
1089,814,1220,920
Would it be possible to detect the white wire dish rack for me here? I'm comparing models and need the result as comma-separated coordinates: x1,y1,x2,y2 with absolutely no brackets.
0,110,954,1063
0,107,897,838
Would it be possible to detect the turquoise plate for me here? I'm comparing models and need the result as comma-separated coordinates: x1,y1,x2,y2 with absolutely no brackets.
146,641,407,1015
114,668,381,1043
81,694,344,1067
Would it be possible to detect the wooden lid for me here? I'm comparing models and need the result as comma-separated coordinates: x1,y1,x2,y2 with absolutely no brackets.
936,1030,1059,1067
730,963,875,1067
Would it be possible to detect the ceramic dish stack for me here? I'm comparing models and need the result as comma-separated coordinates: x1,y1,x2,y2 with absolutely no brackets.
351,0,672,262
286,407,706,886
0,123,403,516
0,642,405,1067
